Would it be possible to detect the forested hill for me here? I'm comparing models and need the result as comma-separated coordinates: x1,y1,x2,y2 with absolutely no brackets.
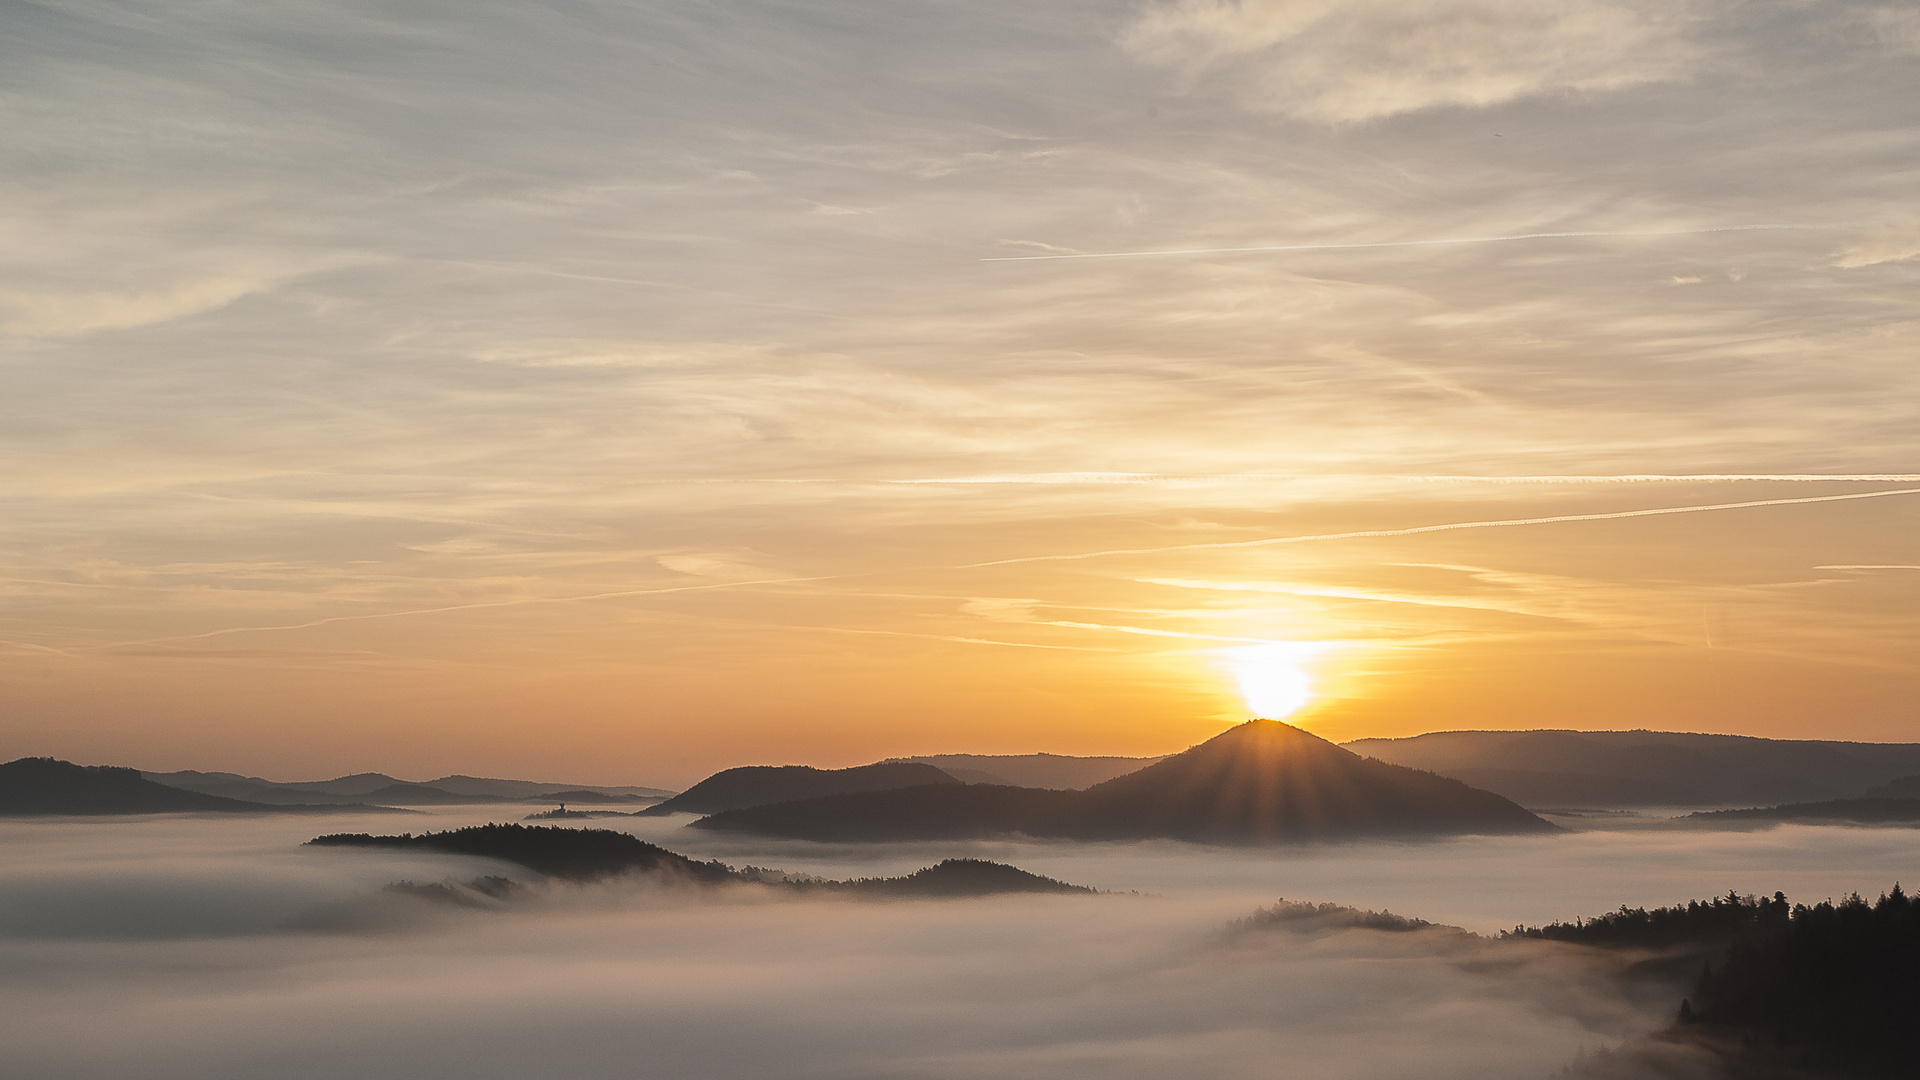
1511,887,1920,1079
1,757,401,815
306,824,1093,898
309,824,737,882
641,761,959,816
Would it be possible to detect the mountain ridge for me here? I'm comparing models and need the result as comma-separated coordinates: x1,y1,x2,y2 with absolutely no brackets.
695,721,1553,842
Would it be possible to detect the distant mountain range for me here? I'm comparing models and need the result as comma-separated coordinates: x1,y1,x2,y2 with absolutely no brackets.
0,758,411,816
694,720,1554,842
142,769,674,807
1681,798,1920,827
883,753,1166,789
1344,730,1920,808
639,762,957,815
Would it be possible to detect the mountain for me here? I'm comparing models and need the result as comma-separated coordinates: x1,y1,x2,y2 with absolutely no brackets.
694,721,1553,842
423,775,676,800
2,757,407,816
1863,775,1920,799
145,769,677,804
535,789,665,805
641,761,960,816
138,771,369,805
354,783,508,805
1343,730,1920,808
883,753,1164,790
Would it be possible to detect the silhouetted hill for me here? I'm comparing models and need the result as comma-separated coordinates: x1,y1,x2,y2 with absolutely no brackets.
1517,887,1920,1079
884,753,1164,790
534,789,664,805
355,783,508,805
642,761,960,815
696,783,1081,840
140,771,370,805
424,775,676,800
1862,775,1920,799
1345,729,1920,808
1681,798,1920,827
696,721,1552,842
1438,767,1701,808
835,859,1092,897
147,769,677,804
308,824,738,882
305,825,1095,898
3,757,408,815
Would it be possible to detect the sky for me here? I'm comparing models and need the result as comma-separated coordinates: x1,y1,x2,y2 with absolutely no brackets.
3,0,1918,786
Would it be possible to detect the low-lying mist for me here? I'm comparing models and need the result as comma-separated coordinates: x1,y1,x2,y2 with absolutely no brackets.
2,809,1912,1079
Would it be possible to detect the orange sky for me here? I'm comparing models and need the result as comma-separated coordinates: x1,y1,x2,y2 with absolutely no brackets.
4,0,1918,787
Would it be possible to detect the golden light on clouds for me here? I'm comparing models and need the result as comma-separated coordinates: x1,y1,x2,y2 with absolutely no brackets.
3,0,1920,783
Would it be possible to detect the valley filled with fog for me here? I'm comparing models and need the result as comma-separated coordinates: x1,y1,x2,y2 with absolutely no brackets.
4,808,1913,1080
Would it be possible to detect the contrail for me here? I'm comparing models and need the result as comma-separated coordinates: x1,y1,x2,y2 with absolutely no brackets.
87,486,1920,649
650,472,1920,485
982,223,1861,262
958,487,1920,568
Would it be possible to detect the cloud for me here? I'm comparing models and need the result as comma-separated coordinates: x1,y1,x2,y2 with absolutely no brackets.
1121,0,1704,122
0,274,278,337
1833,220,1920,268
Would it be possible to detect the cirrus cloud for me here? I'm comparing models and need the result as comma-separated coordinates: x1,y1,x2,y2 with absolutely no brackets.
1121,0,1705,122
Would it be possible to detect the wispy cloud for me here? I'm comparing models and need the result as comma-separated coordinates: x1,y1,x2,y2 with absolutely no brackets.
1122,0,1703,122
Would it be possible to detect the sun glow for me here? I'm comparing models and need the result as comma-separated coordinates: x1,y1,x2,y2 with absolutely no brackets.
1224,642,1320,719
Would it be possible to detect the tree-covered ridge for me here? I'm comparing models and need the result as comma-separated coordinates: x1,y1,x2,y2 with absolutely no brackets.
1688,885,1919,1079
309,824,737,883
1503,889,1787,949
306,825,1094,897
1510,887,1920,1079
1235,899,1437,934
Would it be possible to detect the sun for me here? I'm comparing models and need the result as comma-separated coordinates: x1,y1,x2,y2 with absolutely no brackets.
1224,642,1319,719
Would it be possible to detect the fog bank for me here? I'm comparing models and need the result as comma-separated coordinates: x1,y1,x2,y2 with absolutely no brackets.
2,809,1912,1078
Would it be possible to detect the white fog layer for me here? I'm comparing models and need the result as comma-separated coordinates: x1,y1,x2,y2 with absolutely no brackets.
2,810,1911,1079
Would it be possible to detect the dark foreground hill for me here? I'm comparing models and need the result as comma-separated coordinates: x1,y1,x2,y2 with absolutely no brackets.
1345,729,1920,808
695,720,1553,842
306,824,1090,898
1,757,408,816
1513,887,1920,1080
641,761,959,815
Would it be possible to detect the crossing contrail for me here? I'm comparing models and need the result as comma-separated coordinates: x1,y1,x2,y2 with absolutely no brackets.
982,223,1862,262
957,487,1920,568
89,486,1920,649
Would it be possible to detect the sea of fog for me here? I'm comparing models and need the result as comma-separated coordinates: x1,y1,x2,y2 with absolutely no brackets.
3,808,1913,1079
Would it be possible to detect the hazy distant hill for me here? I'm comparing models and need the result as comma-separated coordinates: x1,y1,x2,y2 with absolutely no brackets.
696,721,1552,842
2,757,406,816
307,824,1091,897
146,769,675,804
642,761,959,815
1681,798,1920,827
1863,775,1920,799
1343,730,1920,808
884,753,1164,790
